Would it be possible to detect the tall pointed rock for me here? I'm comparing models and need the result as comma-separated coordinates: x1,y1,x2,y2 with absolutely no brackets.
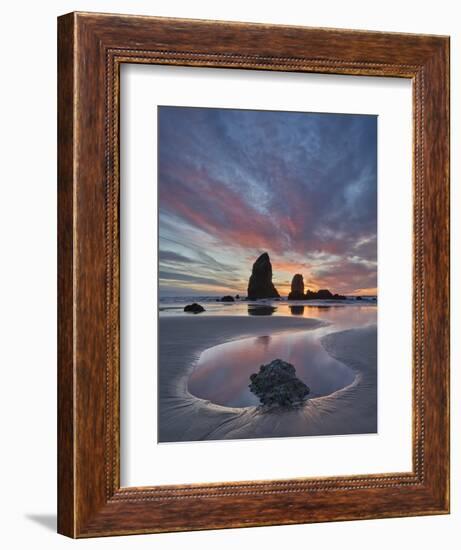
247,253,280,300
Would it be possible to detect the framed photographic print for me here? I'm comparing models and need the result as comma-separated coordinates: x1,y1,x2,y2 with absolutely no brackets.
57,12,450,537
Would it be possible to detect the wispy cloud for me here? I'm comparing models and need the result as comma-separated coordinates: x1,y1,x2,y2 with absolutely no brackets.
158,106,377,296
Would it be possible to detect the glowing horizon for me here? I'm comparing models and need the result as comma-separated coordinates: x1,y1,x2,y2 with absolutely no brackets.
158,106,377,297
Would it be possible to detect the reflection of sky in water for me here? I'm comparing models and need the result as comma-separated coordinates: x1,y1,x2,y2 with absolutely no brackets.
159,298,377,320
187,306,376,408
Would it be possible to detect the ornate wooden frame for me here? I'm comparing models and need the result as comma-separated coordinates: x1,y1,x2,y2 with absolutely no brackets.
57,12,450,538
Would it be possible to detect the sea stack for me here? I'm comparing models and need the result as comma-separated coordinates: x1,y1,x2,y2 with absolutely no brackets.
247,252,280,300
288,274,305,300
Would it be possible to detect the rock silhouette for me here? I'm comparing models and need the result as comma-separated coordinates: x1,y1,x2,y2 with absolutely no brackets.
305,289,346,300
184,303,205,314
247,253,280,300
249,359,310,407
288,274,305,300
220,295,235,302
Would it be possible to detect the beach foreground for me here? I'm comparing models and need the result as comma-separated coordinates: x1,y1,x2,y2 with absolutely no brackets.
158,316,377,442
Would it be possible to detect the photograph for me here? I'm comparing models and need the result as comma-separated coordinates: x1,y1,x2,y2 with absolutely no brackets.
157,106,378,442
0,0,453,544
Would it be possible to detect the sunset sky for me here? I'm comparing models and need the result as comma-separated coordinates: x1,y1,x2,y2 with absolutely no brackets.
158,106,377,297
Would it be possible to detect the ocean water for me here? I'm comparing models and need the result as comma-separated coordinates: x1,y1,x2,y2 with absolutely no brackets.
159,297,377,408
159,295,377,318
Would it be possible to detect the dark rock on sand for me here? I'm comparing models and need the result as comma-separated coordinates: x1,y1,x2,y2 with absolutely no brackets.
247,252,280,300
184,303,205,314
305,289,346,300
288,273,305,300
249,359,310,407
220,295,235,302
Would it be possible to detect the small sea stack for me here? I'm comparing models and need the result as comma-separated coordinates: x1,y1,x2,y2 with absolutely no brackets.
220,295,235,302
247,252,280,300
288,274,305,300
